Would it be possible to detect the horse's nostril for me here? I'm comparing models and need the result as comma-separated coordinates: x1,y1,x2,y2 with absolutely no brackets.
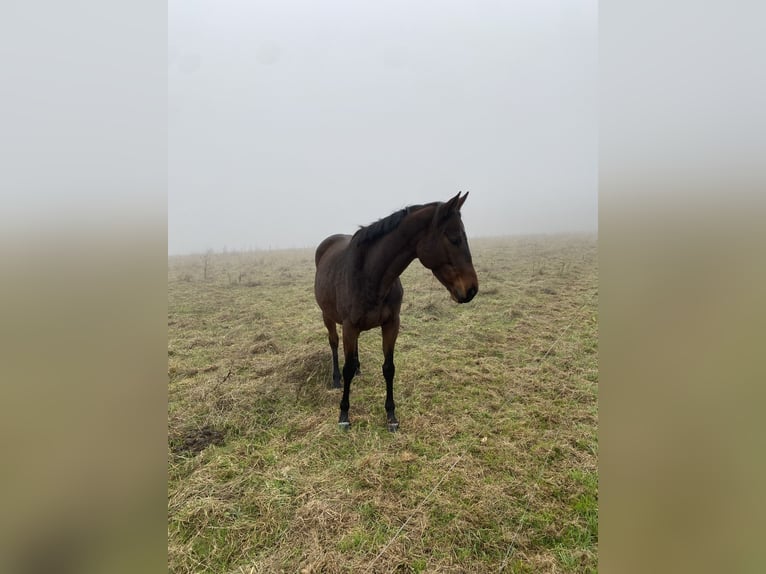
464,285,477,302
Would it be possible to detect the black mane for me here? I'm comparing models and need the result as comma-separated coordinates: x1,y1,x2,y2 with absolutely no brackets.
352,203,436,245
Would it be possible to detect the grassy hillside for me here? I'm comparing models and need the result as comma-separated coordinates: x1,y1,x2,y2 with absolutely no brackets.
168,234,598,573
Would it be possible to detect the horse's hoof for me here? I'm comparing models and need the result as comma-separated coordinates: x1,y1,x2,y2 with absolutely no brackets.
338,421,351,430
387,422,399,433
332,381,341,389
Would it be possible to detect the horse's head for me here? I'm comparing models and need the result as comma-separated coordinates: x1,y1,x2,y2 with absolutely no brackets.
416,192,479,304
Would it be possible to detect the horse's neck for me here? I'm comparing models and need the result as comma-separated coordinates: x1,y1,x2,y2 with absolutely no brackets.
362,206,434,299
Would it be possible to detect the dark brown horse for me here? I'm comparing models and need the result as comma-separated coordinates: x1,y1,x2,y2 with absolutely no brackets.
314,192,478,431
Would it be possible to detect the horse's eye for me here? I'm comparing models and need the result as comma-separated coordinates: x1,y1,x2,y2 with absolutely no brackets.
448,235,461,246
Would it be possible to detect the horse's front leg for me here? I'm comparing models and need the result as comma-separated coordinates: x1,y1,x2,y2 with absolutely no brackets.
381,318,400,432
339,324,360,429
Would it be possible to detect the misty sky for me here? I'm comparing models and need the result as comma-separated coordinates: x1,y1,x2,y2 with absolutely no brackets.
169,0,597,255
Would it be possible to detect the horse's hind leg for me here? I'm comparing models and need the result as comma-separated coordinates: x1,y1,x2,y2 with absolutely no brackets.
323,315,341,388
354,348,361,375
381,318,400,432
339,324,360,429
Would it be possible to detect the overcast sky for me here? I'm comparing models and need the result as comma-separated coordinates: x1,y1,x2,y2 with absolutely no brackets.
169,0,597,255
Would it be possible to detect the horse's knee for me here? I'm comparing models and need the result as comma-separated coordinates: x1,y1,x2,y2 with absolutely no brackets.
343,360,357,381
382,360,395,382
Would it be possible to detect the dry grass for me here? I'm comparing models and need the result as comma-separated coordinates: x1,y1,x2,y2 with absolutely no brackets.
168,234,598,573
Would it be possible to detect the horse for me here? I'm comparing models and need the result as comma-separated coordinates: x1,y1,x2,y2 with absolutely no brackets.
314,191,478,431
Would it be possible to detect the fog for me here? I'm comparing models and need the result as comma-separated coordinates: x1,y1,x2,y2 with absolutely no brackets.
169,0,596,255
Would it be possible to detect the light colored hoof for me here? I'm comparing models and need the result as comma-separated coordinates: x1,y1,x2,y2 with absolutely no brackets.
387,422,399,433
338,421,351,430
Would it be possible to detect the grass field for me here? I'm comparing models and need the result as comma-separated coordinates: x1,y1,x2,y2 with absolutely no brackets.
168,234,598,573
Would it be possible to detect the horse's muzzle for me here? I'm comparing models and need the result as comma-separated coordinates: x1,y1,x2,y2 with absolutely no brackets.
456,284,478,303
435,266,478,303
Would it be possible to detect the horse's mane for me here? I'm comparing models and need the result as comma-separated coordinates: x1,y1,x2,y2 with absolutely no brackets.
351,203,437,245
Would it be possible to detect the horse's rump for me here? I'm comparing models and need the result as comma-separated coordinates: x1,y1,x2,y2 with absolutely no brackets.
315,234,350,267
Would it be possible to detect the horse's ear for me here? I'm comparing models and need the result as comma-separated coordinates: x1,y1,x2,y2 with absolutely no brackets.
448,191,469,212
446,192,462,212
436,192,464,223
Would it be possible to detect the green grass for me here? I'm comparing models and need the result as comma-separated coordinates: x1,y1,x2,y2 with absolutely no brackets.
168,234,598,573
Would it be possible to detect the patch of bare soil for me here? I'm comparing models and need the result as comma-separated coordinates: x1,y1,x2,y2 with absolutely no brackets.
170,425,225,455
